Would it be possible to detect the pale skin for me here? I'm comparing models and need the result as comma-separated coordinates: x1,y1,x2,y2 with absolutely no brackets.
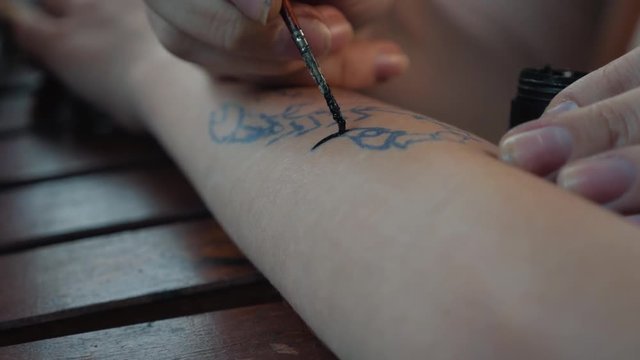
500,47,640,221
142,0,640,214
143,0,606,140
4,1,640,359
143,0,405,88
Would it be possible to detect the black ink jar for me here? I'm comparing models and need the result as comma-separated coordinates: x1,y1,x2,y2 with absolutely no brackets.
510,67,586,128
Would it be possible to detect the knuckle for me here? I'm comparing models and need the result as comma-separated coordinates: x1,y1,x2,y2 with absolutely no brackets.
615,50,640,87
601,56,637,96
553,89,580,106
201,10,243,51
207,13,273,54
221,25,242,51
590,101,640,148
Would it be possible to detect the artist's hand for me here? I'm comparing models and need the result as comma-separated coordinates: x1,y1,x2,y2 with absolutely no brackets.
144,0,408,89
0,0,158,127
499,47,640,222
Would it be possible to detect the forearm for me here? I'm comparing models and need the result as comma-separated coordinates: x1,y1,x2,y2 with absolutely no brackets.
133,54,640,359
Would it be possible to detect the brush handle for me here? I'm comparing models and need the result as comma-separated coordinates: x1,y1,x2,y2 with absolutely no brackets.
279,0,346,134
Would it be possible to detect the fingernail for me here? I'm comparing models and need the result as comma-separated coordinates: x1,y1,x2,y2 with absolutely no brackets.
375,46,410,82
320,8,353,52
500,126,573,175
544,101,579,117
276,17,331,59
231,0,272,24
559,157,636,205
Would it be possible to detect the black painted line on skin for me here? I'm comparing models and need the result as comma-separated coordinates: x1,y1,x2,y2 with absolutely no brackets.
312,129,353,151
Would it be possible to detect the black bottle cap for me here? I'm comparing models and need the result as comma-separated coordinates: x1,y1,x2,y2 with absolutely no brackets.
510,66,586,128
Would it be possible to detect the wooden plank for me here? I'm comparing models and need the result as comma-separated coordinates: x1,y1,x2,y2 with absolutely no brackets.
0,167,209,253
0,132,167,188
0,220,279,345
0,303,336,360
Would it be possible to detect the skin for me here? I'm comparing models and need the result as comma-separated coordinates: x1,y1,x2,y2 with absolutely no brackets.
500,47,640,221
143,0,408,89
142,0,640,215
141,0,640,214
142,0,605,142
5,1,640,359
3,0,156,127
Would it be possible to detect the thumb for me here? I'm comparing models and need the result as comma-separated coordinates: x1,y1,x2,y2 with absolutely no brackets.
0,0,59,59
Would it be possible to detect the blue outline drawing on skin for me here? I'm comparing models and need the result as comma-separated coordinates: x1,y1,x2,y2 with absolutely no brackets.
209,102,480,151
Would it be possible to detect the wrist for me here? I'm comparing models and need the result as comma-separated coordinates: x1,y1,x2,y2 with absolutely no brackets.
127,48,179,131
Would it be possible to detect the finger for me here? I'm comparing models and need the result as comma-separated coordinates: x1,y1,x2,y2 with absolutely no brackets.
229,0,281,25
501,86,640,176
0,0,59,59
304,0,394,26
146,0,346,61
547,47,640,111
273,4,355,60
255,40,410,89
147,8,309,76
557,145,640,215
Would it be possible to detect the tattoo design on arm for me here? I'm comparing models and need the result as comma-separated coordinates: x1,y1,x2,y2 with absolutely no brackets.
209,102,481,151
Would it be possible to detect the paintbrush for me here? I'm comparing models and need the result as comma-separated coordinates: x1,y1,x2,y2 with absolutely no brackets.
279,0,347,136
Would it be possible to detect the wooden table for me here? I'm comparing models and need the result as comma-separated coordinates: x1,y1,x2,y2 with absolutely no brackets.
0,87,336,359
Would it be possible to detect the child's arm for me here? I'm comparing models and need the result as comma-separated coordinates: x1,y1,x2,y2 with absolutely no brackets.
134,54,640,359
6,2,640,357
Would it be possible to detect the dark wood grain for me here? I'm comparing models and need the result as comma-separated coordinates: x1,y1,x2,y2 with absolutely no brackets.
0,90,326,355
0,220,280,345
0,303,336,360
0,132,166,188
0,167,209,253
